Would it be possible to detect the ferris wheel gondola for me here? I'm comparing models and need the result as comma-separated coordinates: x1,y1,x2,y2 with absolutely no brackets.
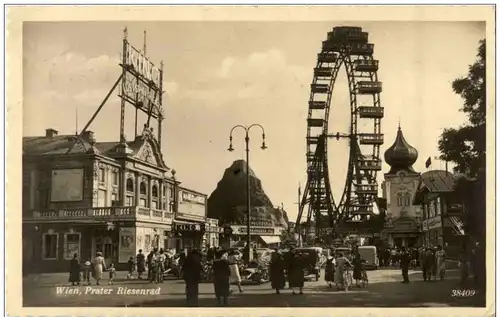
296,26,384,238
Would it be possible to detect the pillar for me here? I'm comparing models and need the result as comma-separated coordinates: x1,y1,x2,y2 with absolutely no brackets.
135,173,141,206
121,170,127,205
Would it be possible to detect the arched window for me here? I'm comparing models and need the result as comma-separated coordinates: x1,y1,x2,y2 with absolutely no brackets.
140,182,147,195
404,193,411,206
152,185,159,198
126,178,134,192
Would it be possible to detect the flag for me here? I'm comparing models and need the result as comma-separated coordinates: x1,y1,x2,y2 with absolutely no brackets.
425,157,432,168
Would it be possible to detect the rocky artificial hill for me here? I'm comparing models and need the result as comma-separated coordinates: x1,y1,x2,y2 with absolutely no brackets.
207,159,289,228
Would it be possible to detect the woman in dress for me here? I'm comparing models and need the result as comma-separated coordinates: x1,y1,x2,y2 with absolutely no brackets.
435,245,447,280
334,252,352,290
288,250,305,295
324,250,335,288
352,252,363,287
93,251,106,285
68,253,81,286
269,250,286,294
136,249,146,279
228,250,243,293
212,250,231,306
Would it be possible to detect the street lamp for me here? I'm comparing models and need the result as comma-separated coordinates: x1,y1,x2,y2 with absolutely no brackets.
228,124,267,263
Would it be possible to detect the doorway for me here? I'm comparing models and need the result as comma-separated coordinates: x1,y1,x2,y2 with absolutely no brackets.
93,236,118,266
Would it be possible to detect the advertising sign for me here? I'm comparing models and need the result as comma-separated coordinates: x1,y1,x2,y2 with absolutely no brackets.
51,168,84,202
233,206,275,227
120,41,163,118
119,227,135,263
177,190,206,221
125,43,161,87
230,225,280,235
422,216,442,231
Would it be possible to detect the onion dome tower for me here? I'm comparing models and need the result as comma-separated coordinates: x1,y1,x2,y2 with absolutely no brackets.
384,125,418,174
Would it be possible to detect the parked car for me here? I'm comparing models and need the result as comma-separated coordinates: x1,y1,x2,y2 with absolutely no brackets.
357,245,379,270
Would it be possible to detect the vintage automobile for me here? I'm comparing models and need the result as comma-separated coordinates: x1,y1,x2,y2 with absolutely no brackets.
240,259,270,284
357,245,379,270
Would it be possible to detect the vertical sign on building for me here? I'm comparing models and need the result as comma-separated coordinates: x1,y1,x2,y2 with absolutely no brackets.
118,28,164,145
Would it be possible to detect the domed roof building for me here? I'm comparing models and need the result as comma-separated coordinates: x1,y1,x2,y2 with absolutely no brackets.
381,125,422,248
384,125,419,175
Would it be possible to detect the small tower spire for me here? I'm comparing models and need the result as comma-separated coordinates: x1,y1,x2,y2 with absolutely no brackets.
123,26,128,40
398,116,401,130
75,107,78,135
143,30,147,56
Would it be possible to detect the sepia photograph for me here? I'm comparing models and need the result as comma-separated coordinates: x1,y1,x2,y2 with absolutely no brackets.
6,4,494,315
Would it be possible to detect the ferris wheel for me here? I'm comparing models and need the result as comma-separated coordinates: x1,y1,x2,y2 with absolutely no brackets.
296,26,384,235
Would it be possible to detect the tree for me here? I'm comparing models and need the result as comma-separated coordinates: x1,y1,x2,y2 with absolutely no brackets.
438,39,486,177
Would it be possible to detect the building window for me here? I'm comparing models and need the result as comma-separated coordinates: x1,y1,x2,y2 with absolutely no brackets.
436,197,441,215
63,233,81,260
126,178,134,192
112,170,118,186
397,192,411,207
111,193,118,206
429,200,436,218
140,182,147,195
98,189,107,207
140,198,147,207
99,168,106,183
126,195,134,206
152,185,159,210
169,187,174,200
42,233,59,260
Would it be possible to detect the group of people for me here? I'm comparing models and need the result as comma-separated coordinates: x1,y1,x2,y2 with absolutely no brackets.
323,248,368,289
68,252,116,286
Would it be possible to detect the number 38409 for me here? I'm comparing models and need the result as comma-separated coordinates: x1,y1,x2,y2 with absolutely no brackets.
452,289,476,297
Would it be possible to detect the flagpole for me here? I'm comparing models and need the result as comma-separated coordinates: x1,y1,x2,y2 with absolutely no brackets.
298,183,302,247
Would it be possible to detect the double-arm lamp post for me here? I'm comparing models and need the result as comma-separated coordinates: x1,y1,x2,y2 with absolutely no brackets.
228,124,267,263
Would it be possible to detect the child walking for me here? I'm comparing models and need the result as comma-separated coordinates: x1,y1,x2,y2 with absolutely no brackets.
81,260,92,285
127,257,135,279
108,263,116,285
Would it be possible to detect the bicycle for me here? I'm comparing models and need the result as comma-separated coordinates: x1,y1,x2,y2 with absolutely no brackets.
342,268,353,291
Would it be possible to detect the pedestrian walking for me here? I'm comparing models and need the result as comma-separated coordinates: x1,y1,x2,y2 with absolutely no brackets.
156,249,166,283
399,247,410,284
68,253,81,286
422,248,434,281
108,263,116,285
435,245,447,280
334,252,352,290
213,250,231,306
127,256,135,279
92,252,106,285
269,250,286,294
288,250,305,295
183,248,202,307
352,252,363,287
147,249,156,281
81,260,92,285
136,249,146,279
431,247,438,280
324,250,335,288
228,250,243,293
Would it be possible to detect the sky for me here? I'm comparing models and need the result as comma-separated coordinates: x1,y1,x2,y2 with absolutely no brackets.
23,21,485,223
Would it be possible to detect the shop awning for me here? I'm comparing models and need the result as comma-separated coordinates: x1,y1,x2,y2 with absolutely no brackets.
260,235,281,245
